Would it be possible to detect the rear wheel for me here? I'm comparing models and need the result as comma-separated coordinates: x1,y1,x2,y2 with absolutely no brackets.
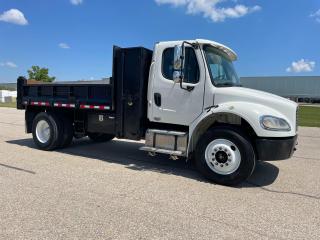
88,132,115,142
195,126,256,186
32,112,62,151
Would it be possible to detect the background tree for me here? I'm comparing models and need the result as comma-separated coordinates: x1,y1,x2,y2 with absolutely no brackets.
27,66,55,82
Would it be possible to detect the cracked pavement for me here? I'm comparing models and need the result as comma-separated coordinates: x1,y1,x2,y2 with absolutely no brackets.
0,107,319,239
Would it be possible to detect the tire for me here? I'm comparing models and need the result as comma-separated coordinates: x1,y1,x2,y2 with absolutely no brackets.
195,126,256,186
57,114,74,148
88,133,115,142
32,112,62,151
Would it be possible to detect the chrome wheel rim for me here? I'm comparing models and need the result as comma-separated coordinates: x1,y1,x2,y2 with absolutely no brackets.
36,120,51,144
205,139,241,175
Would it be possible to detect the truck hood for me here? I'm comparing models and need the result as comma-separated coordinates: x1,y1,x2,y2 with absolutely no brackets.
214,87,298,129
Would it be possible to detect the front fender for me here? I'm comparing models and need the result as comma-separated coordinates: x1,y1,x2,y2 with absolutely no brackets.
188,102,296,155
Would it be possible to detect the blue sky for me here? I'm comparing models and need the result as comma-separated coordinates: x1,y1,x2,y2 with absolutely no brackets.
0,0,320,83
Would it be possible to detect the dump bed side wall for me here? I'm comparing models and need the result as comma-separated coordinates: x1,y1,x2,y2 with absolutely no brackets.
16,76,116,135
17,79,114,111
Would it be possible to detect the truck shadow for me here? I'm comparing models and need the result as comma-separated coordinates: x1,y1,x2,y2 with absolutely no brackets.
6,138,279,187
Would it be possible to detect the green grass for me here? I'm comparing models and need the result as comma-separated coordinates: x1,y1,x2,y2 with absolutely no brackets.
0,102,16,108
298,106,320,127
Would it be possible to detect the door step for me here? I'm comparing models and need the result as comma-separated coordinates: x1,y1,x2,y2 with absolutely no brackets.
139,146,184,156
140,129,188,157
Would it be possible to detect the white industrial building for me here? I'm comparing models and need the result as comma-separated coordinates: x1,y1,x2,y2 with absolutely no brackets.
0,90,17,103
241,76,320,102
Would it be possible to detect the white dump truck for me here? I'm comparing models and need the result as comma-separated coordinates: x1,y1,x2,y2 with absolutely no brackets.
17,39,298,185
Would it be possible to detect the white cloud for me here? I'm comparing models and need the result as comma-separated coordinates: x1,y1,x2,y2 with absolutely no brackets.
59,43,71,49
0,61,18,68
70,0,83,5
0,9,28,25
286,59,315,73
155,0,261,22
310,9,320,23
156,0,187,6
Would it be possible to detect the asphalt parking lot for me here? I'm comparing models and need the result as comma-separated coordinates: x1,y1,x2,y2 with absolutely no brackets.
0,107,319,240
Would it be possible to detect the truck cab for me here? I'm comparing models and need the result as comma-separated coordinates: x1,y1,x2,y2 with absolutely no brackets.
17,39,298,185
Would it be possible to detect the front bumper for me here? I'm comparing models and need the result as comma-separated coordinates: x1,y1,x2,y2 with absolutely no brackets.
255,135,298,161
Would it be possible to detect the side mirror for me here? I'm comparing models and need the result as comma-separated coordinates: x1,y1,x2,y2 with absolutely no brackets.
173,45,183,70
173,44,184,83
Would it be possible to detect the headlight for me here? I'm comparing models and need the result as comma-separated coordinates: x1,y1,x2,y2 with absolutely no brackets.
260,115,291,131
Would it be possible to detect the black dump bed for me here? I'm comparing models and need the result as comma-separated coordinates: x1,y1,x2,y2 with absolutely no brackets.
17,46,153,140
17,78,114,110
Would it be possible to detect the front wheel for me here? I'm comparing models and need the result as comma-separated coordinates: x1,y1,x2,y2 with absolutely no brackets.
195,126,256,186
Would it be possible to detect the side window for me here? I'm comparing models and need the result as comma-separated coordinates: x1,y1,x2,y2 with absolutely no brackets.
162,48,174,81
162,47,200,84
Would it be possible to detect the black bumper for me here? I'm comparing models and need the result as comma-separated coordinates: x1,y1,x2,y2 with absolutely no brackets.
255,135,298,161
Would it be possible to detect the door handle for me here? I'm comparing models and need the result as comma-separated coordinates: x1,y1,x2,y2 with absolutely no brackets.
154,93,161,107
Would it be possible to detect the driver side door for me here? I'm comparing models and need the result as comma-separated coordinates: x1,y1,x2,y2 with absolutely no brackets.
150,44,205,126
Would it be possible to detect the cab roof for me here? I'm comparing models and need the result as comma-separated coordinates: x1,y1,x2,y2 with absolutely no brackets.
158,39,238,61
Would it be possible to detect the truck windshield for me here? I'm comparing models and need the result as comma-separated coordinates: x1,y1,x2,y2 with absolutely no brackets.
203,45,240,87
